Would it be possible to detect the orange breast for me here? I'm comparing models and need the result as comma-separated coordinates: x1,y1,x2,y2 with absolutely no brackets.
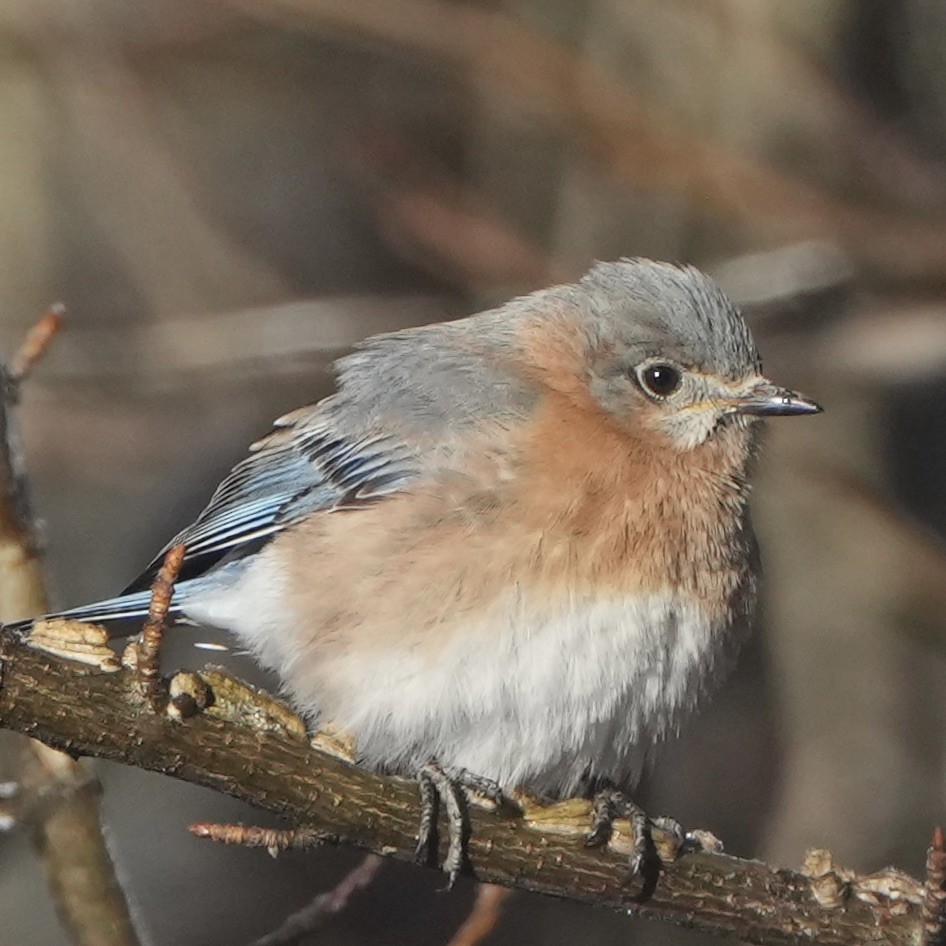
270,388,757,662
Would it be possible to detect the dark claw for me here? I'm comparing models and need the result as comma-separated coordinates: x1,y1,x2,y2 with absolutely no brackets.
454,768,505,807
416,761,498,888
584,788,650,879
650,815,684,841
415,767,439,866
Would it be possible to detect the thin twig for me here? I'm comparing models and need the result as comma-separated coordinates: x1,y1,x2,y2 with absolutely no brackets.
135,544,186,711
248,853,383,946
189,822,333,853
923,827,946,946
9,304,65,384
445,883,511,946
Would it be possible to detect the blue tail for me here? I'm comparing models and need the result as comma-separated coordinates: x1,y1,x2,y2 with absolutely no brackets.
5,579,205,633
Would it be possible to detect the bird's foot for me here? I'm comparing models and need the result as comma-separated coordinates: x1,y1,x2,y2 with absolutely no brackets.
414,761,504,888
584,790,723,878
585,788,654,877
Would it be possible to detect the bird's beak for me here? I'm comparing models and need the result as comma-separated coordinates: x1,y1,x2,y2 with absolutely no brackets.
730,380,823,417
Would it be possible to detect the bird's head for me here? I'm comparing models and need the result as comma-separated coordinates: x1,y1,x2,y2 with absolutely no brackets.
556,259,822,451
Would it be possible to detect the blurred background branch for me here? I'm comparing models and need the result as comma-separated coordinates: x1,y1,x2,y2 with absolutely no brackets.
0,1,945,944
0,309,139,946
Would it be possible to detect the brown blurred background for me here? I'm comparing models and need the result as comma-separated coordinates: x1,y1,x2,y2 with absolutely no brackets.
3,1,946,944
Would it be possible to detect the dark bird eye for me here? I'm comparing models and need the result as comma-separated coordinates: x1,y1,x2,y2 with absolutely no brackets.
638,363,682,398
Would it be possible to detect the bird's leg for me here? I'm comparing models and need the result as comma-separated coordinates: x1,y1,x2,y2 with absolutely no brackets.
414,761,504,888
585,789,688,878
415,762,465,885
415,764,442,865
586,788,650,877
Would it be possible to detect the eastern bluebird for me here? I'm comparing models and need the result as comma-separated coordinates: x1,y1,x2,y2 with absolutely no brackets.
22,259,820,880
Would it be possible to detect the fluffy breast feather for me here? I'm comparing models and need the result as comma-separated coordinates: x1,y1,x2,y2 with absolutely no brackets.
185,388,759,795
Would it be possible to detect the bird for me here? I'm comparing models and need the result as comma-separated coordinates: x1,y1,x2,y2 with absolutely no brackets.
15,258,821,882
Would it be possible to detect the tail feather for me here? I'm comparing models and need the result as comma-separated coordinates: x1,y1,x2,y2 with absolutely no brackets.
5,580,202,633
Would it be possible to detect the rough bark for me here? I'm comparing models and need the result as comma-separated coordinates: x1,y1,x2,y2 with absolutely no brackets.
0,630,928,946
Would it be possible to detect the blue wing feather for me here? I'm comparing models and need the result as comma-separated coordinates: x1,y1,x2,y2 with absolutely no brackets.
41,304,537,620
124,420,418,592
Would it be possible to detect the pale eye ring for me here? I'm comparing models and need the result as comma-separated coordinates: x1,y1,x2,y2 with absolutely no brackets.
637,363,682,399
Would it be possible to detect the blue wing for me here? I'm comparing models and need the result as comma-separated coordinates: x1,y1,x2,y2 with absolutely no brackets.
128,306,534,590
18,412,421,628
28,304,538,626
125,407,419,592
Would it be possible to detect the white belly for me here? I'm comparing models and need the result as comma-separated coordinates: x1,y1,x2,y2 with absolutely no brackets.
342,594,723,796
186,560,729,798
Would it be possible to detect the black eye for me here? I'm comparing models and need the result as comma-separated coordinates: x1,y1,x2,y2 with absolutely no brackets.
638,363,682,398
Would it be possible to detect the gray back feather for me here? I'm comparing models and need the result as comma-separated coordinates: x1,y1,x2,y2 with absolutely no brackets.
133,304,540,586
133,259,752,587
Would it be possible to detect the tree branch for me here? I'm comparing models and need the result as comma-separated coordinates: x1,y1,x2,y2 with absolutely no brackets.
0,629,931,945
0,307,140,946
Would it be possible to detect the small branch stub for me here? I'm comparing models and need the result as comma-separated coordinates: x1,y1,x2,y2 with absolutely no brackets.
9,304,65,385
445,883,511,946
135,544,186,711
923,827,946,946
189,822,333,855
